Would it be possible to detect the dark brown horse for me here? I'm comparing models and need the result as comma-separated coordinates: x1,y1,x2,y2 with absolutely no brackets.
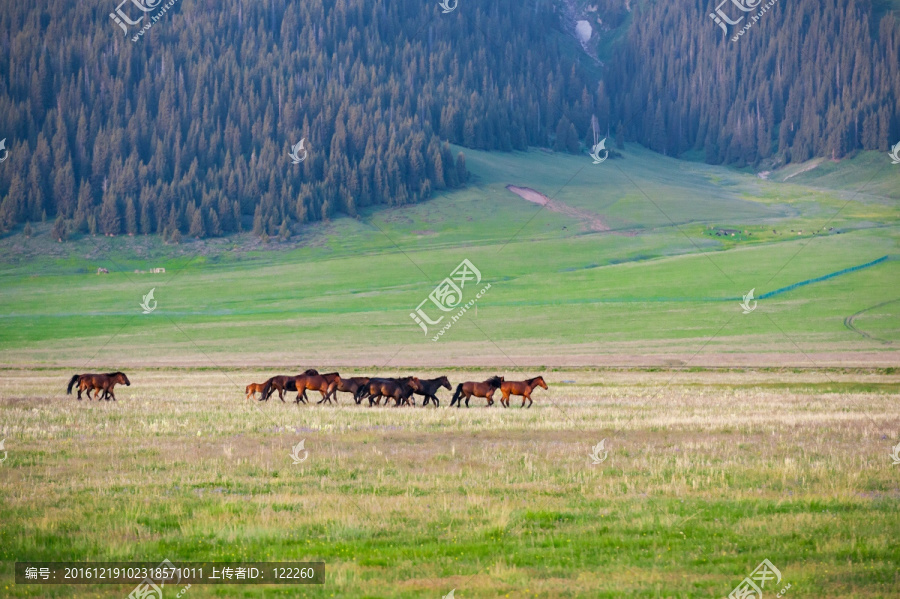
67,372,131,401
450,376,504,408
357,377,422,407
259,375,296,402
325,375,370,404
500,376,548,408
413,376,452,407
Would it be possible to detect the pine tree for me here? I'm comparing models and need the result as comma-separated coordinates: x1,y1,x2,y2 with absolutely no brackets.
455,153,468,185
51,215,67,241
125,197,138,235
99,192,120,236
252,204,265,236
189,208,206,238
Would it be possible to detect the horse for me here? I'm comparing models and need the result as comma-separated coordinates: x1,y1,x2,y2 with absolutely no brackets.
500,376,548,408
301,372,367,404
357,377,421,407
323,375,370,404
67,372,130,401
293,373,341,404
449,376,504,408
259,376,295,402
260,369,319,402
245,383,266,400
354,377,404,406
413,376,452,407
354,377,392,405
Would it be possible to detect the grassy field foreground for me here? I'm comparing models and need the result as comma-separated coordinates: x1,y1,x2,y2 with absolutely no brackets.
0,367,898,597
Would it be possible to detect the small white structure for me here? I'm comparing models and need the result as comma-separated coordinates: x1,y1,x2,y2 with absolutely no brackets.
151,267,166,274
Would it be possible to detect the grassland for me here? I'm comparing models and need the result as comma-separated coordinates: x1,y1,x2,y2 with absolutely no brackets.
1,147,899,597
0,146,897,368
0,367,898,598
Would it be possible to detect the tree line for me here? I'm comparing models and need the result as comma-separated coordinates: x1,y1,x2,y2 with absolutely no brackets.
0,0,598,240
605,0,899,167
0,0,896,240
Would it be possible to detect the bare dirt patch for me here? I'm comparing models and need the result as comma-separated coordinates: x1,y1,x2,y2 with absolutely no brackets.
506,185,610,232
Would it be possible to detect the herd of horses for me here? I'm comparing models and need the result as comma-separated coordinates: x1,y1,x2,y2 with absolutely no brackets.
64,370,548,408
247,371,547,407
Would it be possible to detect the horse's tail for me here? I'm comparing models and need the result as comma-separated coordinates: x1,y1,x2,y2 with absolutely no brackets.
451,383,463,405
354,383,368,402
260,379,273,401
67,374,80,395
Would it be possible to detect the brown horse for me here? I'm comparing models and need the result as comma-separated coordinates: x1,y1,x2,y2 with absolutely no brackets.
245,383,266,400
293,373,341,404
304,372,366,404
67,372,131,401
449,376,504,408
321,375,370,404
357,377,422,407
500,376,548,408
259,375,295,402
260,369,319,402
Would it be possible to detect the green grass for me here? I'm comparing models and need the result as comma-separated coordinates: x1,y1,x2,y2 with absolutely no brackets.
0,368,898,597
1,146,898,595
0,146,897,366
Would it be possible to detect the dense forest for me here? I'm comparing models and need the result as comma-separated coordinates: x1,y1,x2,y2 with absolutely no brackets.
606,0,899,166
0,0,598,240
0,0,897,239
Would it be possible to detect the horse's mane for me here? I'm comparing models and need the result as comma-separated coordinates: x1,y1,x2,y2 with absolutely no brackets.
485,375,503,387
105,371,125,377
527,376,544,384
303,368,319,375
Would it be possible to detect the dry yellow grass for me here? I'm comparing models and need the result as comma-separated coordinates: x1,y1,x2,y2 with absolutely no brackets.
0,367,898,597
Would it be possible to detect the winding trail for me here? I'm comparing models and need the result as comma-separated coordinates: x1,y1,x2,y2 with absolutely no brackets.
844,298,898,345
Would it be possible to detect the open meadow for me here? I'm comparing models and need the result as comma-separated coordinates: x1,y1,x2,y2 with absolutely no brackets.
1,147,899,597
0,367,899,598
0,147,897,367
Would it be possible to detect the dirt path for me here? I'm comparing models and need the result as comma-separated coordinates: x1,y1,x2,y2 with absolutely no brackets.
844,298,898,345
506,185,610,232
782,158,823,181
